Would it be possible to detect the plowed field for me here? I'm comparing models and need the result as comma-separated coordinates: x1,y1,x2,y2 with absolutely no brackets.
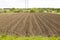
0,13,60,36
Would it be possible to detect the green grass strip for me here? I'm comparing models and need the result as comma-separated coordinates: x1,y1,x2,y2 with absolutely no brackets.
0,35,60,40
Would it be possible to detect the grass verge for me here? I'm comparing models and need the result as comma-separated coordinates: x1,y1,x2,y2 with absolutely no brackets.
0,35,60,40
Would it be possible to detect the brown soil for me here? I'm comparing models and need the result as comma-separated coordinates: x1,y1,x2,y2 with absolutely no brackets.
0,13,60,36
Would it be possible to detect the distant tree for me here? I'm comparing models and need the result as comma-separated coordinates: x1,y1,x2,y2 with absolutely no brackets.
10,8,15,11
30,8,38,13
4,10,7,13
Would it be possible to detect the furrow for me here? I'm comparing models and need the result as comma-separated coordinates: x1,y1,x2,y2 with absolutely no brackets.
37,14,54,36
32,14,43,35
40,15,58,36
13,13,30,36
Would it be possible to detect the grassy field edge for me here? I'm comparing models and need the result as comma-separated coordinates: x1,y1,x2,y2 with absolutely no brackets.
0,35,60,40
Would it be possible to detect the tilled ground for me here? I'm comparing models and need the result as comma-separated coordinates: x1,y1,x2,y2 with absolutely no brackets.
0,13,60,36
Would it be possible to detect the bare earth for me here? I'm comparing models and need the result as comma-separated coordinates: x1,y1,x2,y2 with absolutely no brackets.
0,13,60,36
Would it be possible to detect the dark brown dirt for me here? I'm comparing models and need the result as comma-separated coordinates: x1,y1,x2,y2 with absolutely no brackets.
0,13,60,36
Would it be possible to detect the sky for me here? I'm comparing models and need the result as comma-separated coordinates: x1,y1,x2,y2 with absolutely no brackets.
0,0,60,8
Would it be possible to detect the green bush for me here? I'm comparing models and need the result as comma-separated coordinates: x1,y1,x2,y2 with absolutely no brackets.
30,8,37,13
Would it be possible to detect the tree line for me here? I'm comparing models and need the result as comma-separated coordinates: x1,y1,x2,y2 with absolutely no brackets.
0,8,60,13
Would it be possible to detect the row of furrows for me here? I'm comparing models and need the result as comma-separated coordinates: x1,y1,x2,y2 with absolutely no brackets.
24,13,48,36
0,13,60,36
44,14,60,25
34,13,53,36
13,13,42,36
39,13,60,36
0,14,13,34
30,14,39,36
42,14,60,35
29,14,34,36
40,13,60,26
43,14,60,30
0,14,13,22
40,15,58,36
35,13,55,36
11,13,30,36
22,14,30,36
0,14,20,34
0,14,19,27
12,13,29,36
0,14,18,29
26,13,54,36
33,13,49,36
32,13,43,36
43,13,60,21
12,13,60,36
0,14,24,34
27,13,41,36
0,14,16,20
6,14,27,35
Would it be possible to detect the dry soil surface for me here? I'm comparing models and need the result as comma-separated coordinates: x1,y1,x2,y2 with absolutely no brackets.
0,13,60,36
